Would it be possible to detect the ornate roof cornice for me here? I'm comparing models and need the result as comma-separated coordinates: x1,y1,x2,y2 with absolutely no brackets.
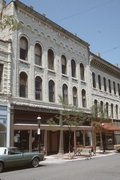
90,52,120,79
13,0,89,48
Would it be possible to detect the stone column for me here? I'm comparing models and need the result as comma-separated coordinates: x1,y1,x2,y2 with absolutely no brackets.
74,130,77,150
29,130,32,152
44,130,48,155
83,131,86,147
10,107,14,146
58,113,64,154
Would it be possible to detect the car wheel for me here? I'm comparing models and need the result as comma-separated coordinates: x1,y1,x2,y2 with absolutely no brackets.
32,158,39,168
0,162,3,173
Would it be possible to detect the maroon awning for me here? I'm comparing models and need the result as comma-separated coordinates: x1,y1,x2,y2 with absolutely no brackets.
101,123,120,131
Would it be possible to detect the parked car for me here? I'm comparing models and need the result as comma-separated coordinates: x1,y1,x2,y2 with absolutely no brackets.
114,144,120,152
0,147,45,172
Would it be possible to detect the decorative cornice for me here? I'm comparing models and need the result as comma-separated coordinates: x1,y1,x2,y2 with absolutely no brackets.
90,52,120,78
13,0,89,48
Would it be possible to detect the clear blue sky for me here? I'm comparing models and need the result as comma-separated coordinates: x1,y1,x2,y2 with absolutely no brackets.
6,0,120,67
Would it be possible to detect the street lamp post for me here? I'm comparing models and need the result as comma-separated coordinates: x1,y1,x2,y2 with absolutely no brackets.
37,116,41,153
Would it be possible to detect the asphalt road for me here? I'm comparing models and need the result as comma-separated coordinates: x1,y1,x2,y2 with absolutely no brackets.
0,154,120,180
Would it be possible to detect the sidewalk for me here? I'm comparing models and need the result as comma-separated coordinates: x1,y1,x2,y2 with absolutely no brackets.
42,150,116,164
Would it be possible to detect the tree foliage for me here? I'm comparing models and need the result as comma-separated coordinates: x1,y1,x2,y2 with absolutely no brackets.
0,15,23,31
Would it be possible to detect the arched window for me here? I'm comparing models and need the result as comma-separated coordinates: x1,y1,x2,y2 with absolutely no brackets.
80,63,85,81
20,37,28,60
98,75,101,90
61,55,67,74
0,64,3,91
106,102,109,117
19,72,28,98
116,105,118,119
48,49,54,70
113,81,116,95
92,72,96,88
103,77,107,92
118,84,120,96
82,89,86,107
49,80,55,102
94,99,97,105
111,103,113,118
108,79,111,93
73,87,77,106
71,59,76,77
35,76,42,100
62,84,68,104
35,43,42,66
94,99,98,117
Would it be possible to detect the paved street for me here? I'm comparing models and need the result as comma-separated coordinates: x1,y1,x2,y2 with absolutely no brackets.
0,154,120,180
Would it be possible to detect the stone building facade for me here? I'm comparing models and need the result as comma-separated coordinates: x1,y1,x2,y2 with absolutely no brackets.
0,0,120,153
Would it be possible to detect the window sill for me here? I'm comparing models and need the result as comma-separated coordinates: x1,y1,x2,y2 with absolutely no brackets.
62,74,69,79
72,77,78,82
47,69,56,74
34,64,43,70
19,59,30,65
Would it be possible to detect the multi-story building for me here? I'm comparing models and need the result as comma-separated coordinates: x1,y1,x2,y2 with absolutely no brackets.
0,0,120,153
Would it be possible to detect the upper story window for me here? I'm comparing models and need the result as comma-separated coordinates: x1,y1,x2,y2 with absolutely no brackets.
61,55,67,74
19,72,28,98
20,37,28,60
108,79,111,93
71,59,76,78
82,89,86,108
106,102,109,117
35,43,42,66
35,76,42,100
49,80,55,102
48,49,54,70
73,86,78,106
98,75,101,90
92,72,96,88
62,84,68,104
111,103,113,118
80,63,85,81
116,104,118,119
103,77,107,92
113,81,116,95
0,64,3,91
118,83,120,96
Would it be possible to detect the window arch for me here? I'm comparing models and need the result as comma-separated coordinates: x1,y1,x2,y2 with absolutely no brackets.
35,76,42,100
62,84,68,104
49,80,55,102
71,59,76,77
92,72,96,88
80,63,85,81
20,37,28,60
35,43,42,66
73,87,78,106
98,75,101,90
19,72,28,98
48,49,54,70
82,89,86,107
61,55,67,74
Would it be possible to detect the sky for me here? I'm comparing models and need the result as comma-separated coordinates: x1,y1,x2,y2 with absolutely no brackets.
6,0,120,68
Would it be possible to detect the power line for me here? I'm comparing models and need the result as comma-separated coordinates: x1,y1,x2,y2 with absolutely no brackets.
58,0,113,21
